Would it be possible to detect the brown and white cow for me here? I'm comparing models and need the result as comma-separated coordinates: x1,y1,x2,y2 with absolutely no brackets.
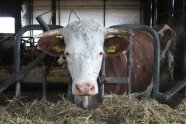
155,24,176,82
35,20,154,108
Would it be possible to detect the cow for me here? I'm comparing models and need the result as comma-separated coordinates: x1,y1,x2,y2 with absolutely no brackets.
155,24,176,83
35,20,154,108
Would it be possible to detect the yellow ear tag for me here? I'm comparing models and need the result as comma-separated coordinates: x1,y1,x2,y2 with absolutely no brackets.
106,45,118,53
53,46,64,53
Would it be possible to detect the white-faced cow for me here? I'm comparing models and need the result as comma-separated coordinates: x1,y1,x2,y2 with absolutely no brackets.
155,24,176,82
35,20,154,108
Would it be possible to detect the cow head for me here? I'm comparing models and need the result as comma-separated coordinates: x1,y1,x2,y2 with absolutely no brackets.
35,20,132,107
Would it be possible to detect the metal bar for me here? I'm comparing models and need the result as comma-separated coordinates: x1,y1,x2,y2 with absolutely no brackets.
103,0,106,27
36,17,50,31
51,0,56,25
168,0,175,26
67,70,73,102
163,78,186,100
99,55,106,99
14,25,62,96
23,77,42,83
58,0,61,25
15,82,21,96
42,64,47,100
36,15,51,100
127,30,132,95
0,53,46,93
184,87,186,98
105,77,129,84
152,0,157,27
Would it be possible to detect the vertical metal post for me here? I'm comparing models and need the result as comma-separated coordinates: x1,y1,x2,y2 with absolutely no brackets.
15,82,21,97
168,0,175,26
99,55,106,99
58,0,61,25
103,0,106,27
36,16,51,100
127,30,132,95
150,0,153,27
152,0,157,27
15,0,22,33
184,86,186,98
15,0,22,97
42,63,47,100
68,71,73,102
15,38,21,97
150,0,157,27
51,0,56,25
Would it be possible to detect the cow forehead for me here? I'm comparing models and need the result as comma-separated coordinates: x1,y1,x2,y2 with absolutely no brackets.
65,20,105,34
64,20,105,52
62,20,106,48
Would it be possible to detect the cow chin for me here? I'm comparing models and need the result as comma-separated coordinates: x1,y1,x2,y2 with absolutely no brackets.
72,82,98,96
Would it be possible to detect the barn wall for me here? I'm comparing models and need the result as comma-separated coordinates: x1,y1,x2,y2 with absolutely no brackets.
32,0,141,27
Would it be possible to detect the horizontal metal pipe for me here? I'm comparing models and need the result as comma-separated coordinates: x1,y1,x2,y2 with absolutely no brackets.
105,77,129,83
164,78,186,100
0,53,46,92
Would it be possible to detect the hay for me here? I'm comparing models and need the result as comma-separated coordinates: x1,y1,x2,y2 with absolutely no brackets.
0,94,185,124
0,68,11,80
0,66,68,83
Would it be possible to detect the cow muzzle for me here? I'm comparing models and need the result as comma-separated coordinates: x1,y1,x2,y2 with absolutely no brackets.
73,82,98,96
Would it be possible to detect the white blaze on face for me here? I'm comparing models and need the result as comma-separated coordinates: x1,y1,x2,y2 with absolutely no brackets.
62,20,105,95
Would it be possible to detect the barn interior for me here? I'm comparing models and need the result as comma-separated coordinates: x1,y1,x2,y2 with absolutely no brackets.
0,0,186,123
0,0,186,102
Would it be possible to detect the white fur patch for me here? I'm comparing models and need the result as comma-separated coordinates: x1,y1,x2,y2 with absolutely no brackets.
65,20,105,42
158,24,171,37
160,39,171,61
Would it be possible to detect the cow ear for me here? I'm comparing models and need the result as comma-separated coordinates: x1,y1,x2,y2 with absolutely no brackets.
104,36,130,56
37,36,65,56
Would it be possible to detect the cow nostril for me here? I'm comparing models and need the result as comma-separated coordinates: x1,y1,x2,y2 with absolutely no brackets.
90,85,94,90
75,84,81,93
86,83,92,87
86,83,94,90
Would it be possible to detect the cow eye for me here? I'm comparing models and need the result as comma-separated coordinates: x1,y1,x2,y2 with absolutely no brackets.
99,52,103,55
66,52,69,56
65,52,70,57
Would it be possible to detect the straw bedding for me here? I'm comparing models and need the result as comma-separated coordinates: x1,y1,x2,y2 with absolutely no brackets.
0,93,185,124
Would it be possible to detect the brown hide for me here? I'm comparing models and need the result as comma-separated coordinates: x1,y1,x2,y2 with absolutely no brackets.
105,31,154,94
154,24,176,84
155,24,176,54
37,36,65,56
